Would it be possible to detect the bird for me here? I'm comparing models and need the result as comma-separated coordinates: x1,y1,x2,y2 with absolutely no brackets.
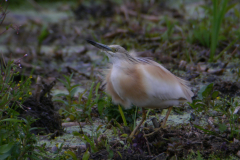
86,40,194,138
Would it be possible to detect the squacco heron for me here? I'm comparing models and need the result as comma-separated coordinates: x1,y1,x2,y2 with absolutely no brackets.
87,40,194,138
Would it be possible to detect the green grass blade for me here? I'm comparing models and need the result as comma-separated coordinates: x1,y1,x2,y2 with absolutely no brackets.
86,83,94,106
214,39,236,61
210,0,228,62
133,106,138,129
118,105,127,126
210,0,218,62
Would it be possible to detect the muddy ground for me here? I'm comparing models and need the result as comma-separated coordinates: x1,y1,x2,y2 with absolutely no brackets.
1,0,240,159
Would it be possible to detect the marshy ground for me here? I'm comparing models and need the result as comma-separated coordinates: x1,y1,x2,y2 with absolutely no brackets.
1,0,240,159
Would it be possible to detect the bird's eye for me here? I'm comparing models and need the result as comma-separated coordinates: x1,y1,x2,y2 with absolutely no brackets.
114,48,118,52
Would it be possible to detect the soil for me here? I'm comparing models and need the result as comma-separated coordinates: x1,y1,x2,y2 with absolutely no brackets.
19,80,63,135
214,81,240,97
84,125,240,160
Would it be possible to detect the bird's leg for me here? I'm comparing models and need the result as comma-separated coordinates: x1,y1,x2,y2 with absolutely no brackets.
129,108,146,138
161,106,173,128
144,106,173,137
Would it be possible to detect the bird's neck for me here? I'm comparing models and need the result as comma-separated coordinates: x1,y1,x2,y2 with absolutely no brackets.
112,60,134,70
110,57,125,66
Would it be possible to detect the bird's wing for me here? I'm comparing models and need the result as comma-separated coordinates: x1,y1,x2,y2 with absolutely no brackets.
136,58,193,102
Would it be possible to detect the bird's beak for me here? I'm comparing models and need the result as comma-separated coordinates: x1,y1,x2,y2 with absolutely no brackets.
86,40,113,52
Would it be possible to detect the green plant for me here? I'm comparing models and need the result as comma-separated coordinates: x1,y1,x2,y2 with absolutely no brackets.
188,20,211,48
54,78,103,124
186,150,237,160
215,97,240,139
37,25,49,54
0,117,41,159
167,142,183,159
71,82,102,122
0,56,48,159
72,125,106,152
189,83,219,114
0,55,32,109
104,102,140,127
161,16,175,41
118,105,127,126
193,96,240,140
210,0,229,62
54,73,81,111
187,1,237,61
70,126,115,159
189,83,240,140
0,1,51,159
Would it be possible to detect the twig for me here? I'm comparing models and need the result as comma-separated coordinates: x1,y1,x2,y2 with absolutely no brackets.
19,61,42,70
143,133,152,156
214,39,237,61
151,152,165,160
0,2,8,25
231,46,238,56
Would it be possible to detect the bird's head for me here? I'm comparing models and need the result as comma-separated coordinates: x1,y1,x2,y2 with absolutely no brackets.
86,40,132,64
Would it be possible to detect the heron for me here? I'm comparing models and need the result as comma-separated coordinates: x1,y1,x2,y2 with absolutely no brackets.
86,40,194,138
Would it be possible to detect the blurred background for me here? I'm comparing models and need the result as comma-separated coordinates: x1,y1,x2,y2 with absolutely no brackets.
1,0,239,83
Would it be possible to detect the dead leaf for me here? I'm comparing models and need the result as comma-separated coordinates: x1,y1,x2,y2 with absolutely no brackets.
207,117,215,129
207,68,224,75
179,60,187,69
74,26,81,35
234,138,239,143
197,63,208,72
233,106,240,115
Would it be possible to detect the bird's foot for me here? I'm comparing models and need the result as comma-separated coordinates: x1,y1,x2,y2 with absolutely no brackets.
129,108,146,139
